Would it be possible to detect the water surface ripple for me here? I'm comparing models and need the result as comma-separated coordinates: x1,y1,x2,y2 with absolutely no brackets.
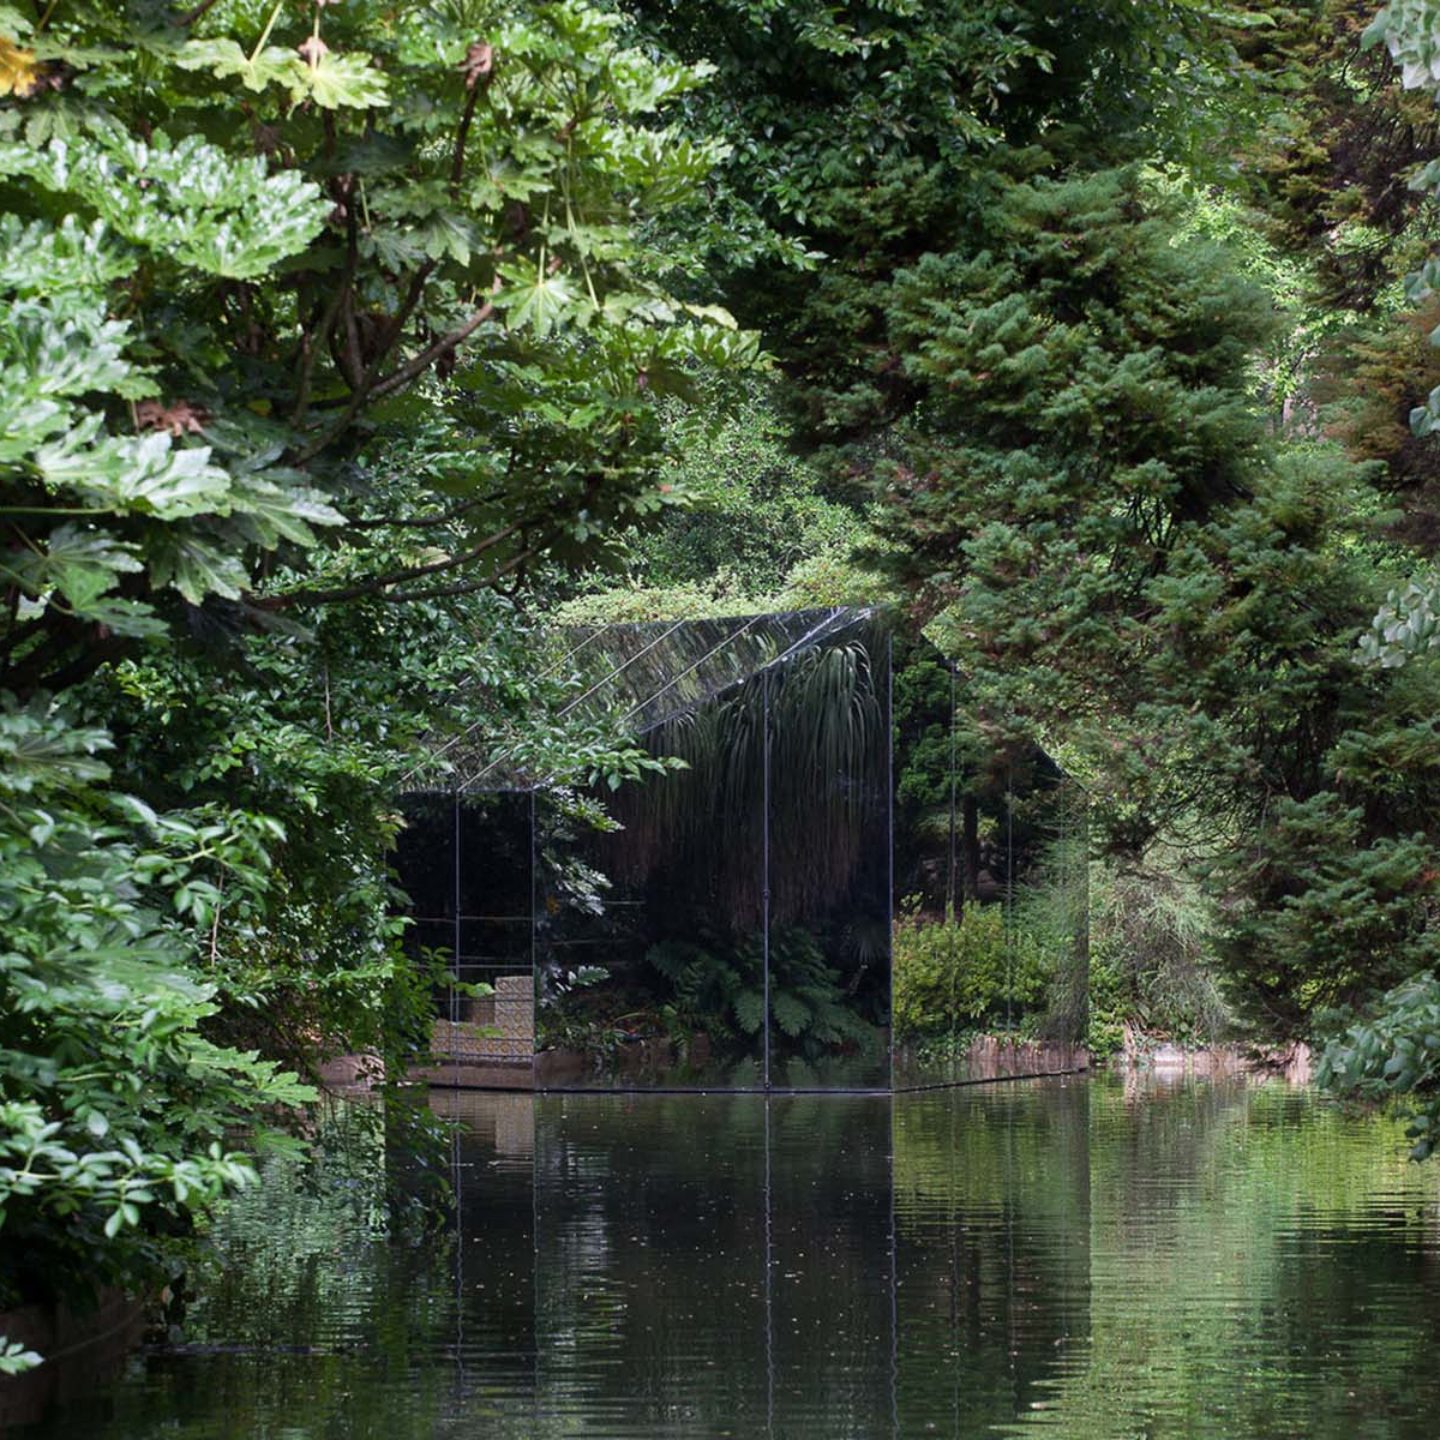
25,1076,1440,1439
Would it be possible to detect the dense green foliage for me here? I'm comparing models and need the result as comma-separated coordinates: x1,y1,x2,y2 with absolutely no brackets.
604,1,1440,1125
13,0,1440,1384
648,927,882,1062
554,387,881,622
0,0,753,1361
1085,852,1229,1057
891,906,1047,1041
0,700,313,1319
864,166,1440,1036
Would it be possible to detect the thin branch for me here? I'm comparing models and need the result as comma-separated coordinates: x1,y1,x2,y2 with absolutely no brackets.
292,378,371,468
284,68,499,466
377,259,436,362
345,487,507,530
451,75,485,192
289,238,430,464
374,547,541,604
369,299,497,400
252,517,524,609
341,290,365,390
208,876,224,965
171,0,224,26
292,276,351,427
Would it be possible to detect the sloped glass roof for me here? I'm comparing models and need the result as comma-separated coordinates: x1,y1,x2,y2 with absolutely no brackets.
414,606,883,793
560,606,879,735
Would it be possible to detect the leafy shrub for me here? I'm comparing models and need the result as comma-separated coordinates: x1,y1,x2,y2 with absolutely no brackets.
891,905,1050,1039
1086,854,1230,1052
1319,971,1440,1160
648,927,881,1060
0,702,314,1364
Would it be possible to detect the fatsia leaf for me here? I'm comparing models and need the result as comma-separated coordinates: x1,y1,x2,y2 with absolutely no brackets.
1,300,137,406
289,52,390,110
146,533,248,605
361,225,427,270
496,266,579,338
228,472,344,547
30,39,122,69
0,216,130,299
0,702,112,793
35,427,232,520
174,39,303,94
33,523,142,610
0,133,328,281
69,597,167,638
0,394,68,460
682,302,738,329
416,210,479,267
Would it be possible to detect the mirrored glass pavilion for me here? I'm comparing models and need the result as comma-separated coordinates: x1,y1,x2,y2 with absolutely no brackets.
394,608,1088,1091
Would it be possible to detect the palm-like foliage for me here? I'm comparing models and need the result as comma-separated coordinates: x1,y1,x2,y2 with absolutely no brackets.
647,929,883,1060
607,630,886,928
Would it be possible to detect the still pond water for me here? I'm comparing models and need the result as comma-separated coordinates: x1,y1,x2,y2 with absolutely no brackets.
27,1075,1440,1440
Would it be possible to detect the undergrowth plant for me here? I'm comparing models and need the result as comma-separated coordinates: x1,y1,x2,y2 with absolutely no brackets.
648,927,882,1061
891,905,1050,1042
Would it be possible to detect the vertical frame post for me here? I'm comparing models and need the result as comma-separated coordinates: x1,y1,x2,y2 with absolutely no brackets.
530,787,538,1087
452,795,462,1046
885,629,895,1088
762,668,772,1092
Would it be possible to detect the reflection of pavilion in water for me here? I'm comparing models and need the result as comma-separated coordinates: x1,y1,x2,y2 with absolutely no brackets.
396,608,1090,1092
429,1085,1092,1437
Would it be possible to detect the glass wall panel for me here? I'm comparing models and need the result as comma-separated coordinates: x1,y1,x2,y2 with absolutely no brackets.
394,792,454,938
531,611,892,1091
890,640,975,1089
532,730,767,1088
395,611,1085,1094
765,620,892,1089
398,792,535,1085
1006,768,1090,1060
891,636,1089,1088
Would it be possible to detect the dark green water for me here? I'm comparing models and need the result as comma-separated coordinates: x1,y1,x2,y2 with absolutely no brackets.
26,1076,1440,1439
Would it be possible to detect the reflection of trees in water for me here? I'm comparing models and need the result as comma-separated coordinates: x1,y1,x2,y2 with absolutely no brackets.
81,1086,1440,1440
1007,1079,1440,1440
894,1079,1440,1440
891,637,1089,1065
891,638,1063,921
535,1096,894,1432
894,1081,1093,1433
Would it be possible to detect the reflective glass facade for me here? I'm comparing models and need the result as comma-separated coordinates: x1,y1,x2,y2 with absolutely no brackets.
395,610,1088,1091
